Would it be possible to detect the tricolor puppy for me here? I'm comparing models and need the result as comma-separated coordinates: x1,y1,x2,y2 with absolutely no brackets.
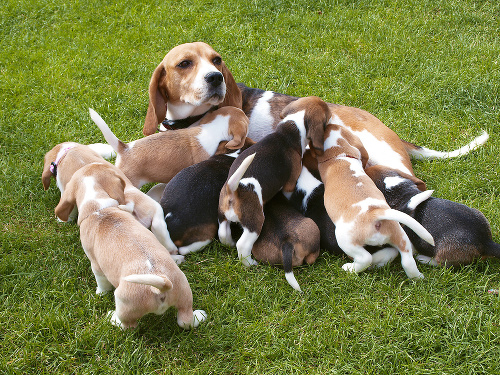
366,165,500,267
143,41,242,136
42,142,177,253
90,106,249,188
289,165,343,255
251,192,320,292
315,123,435,279
54,163,206,330
238,83,488,175
152,144,252,256
218,96,330,266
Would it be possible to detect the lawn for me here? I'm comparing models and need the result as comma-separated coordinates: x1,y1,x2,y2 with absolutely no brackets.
1,0,499,373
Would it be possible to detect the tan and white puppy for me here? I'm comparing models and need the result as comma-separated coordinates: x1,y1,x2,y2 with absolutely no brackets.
315,123,435,279
42,142,177,253
90,106,249,188
143,42,242,136
54,163,206,330
238,83,488,175
218,96,329,266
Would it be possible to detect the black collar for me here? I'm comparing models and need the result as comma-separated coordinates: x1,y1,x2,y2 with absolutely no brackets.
161,111,210,131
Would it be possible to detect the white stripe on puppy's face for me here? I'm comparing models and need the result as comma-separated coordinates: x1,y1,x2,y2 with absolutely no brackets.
81,176,119,210
282,110,307,154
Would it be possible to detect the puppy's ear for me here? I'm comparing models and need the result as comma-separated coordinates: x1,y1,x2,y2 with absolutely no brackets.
54,178,78,222
225,113,249,150
143,63,168,136
305,106,329,157
104,172,128,205
41,149,57,190
219,61,242,109
398,170,427,191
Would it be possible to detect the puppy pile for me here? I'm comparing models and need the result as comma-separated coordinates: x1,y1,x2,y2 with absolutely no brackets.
43,42,497,329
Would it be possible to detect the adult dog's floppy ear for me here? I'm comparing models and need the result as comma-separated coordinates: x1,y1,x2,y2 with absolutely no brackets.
143,63,168,136
219,61,242,109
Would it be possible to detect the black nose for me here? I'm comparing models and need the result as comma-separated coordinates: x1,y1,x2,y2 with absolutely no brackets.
205,71,224,87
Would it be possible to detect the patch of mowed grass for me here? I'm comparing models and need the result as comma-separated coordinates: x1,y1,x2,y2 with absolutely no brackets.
1,0,499,373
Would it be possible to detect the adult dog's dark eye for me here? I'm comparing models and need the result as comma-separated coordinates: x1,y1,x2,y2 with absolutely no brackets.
177,60,192,68
212,56,222,65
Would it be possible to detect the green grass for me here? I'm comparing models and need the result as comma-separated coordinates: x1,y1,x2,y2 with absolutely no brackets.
1,0,499,373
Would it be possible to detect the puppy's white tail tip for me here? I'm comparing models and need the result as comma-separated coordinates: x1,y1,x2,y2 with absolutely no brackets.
123,274,172,293
285,272,302,292
410,131,488,160
381,209,435,246
88,108,121,152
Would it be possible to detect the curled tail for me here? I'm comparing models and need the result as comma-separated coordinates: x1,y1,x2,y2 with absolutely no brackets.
405,131,488,160
379,209,435,246
282,242,302,292
123,274,173,293
89,108,127,154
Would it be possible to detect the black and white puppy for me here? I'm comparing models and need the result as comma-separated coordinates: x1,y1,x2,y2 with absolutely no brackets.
366,165,500,266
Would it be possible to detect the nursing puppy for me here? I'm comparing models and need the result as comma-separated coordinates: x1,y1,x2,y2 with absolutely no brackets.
238,83,488,176
289,165,343,255
366,165,500,267
218,96,329,266
315,123,435,278
90,106,249,188
251,192,320,292
55,163,206,329
143,42,242,135
42,142,177,253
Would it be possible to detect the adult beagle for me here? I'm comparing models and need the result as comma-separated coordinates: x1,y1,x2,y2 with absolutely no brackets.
42,142,177,253
90,106,249,188
218,96,330,267
143,42,242,136
315,121,435,279
55,163,206,329
366,165,500,267
238,83,488,175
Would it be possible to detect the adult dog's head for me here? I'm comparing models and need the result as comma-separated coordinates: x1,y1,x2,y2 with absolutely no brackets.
143,42,242,136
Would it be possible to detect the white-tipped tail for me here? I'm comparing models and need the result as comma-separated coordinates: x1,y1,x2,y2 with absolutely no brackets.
123,274,172,293
227,153,256,192
379,209,435,246
285,271,302,292
407,190,434,210
89,108,121,152
409,131,488,160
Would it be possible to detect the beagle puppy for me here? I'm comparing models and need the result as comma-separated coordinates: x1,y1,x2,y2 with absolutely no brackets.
54,162,206,330
143,42,242,136
218,96,330,267
154,144,251,256
250,192,320,292
90,106,249,188
42,142,177,253
315,122,435,279
238,83,488,175
366,165,500,267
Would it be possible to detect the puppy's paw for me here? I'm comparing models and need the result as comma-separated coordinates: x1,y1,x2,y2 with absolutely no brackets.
240,256,258,267
96,287,110,295
342,263,357,273
170,254,185,265
416,255,439,267
193,310,207,328
107,310,123,328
